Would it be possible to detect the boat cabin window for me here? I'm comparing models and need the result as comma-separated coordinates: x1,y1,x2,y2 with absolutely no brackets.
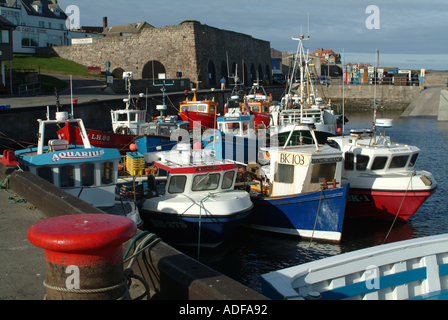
356,155,369,171
222,171,235,190
168,175,187,194
101,162,114,185
344,153,354,171
371,156,388,170
209,106,216,113
409,153,419,168
60,165,75,188
274,164,294,184
262,105,269,113
192,173,220,191
159,125,177,136
37,167,53,184
189,104,198,112
81,163,95,186
220,122,241,134
117,113,128,121
310,163,337,184
344,153,369,171
198,104,207,112
252,105,260,112
390,155,409,169
181,105,188,112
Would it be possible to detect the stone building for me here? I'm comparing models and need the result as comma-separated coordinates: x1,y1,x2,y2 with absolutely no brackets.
38,21,272,89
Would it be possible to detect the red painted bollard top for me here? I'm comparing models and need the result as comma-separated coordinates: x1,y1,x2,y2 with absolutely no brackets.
28,214,137,266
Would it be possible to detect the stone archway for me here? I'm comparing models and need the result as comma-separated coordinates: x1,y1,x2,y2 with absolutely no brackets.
208,59,216,88
112,67,125,79
142,60,166,79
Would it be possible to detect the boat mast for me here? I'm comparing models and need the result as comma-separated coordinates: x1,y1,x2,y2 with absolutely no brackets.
373,49,379,143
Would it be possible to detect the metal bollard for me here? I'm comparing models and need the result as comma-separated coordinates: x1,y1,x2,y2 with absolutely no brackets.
28,214,137,300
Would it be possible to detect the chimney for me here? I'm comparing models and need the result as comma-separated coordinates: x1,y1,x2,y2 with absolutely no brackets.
103,17,108,31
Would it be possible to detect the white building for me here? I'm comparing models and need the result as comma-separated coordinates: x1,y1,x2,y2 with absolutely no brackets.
0,0,103,54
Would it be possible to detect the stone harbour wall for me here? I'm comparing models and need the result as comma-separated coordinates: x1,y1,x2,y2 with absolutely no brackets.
37,23,272,89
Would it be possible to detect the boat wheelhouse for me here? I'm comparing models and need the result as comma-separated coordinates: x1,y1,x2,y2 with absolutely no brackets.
178,89,220,130
201,102,262,164
244,124,349,243
138,145,253,248
328,119,437,221
15,110,142,227
242,82,273,128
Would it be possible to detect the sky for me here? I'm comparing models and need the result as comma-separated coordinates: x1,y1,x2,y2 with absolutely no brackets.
57,0,448,70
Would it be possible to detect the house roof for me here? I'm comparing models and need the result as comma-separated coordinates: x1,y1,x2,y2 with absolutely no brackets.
101,22,153,35
17,0,68,20
0,15,17,28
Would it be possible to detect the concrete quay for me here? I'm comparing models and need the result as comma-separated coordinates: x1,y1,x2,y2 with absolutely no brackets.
0,163,268,300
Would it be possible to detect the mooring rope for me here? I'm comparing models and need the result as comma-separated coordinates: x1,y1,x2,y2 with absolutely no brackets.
303,187,324,263
383,171,416,244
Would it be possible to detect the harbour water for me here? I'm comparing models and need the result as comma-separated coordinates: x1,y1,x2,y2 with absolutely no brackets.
173,110,448,294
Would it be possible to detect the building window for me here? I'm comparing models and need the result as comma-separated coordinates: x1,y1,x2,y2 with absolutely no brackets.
1,30,10,44
39,21,45,28
47,35,62,47
22,34,39,47
1,10,21,25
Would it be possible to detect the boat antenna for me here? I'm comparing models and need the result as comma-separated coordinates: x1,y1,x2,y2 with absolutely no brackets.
342,49,345,137
373,49,379,143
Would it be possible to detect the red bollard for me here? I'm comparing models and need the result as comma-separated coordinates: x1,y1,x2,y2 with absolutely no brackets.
28,214,136,300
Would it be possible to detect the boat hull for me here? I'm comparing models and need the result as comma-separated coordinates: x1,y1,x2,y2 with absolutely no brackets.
178,111,218,130
261,233,448,300
346,188,437,221
245,184,349,243
139,208,252,248
57,123,137,155
251,111,271,128
57,124,176,155
202,132,260,164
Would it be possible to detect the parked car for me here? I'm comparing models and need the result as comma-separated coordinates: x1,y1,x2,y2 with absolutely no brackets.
318,76,331,86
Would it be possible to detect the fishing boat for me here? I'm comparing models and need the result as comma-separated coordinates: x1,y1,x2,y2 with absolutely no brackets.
242,81,273,128
138,144,253,248
201,97,262,164
328,118,437,221
271,34,346,146
12,109,142,227
57,77,147,154
178,89,220,130
261,233,448,300
243,120,349,243
57,79,189,155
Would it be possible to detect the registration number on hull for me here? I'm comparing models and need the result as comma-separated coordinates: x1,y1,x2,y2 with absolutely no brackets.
149,219,188,229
